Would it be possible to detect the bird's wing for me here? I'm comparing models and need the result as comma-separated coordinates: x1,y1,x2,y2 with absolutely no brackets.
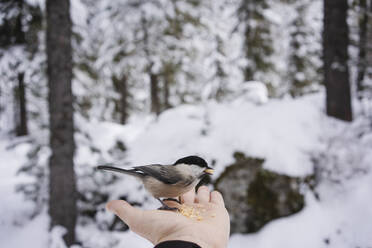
97,165,145,177
133,164,183,184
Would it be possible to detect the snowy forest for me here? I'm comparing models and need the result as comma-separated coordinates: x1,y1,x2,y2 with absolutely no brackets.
1,0,372,247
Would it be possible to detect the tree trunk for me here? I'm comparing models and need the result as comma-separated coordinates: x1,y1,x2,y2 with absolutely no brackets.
367,0,372,76
323,0,352,121
357,0,368,97
15,0,25,44
243,25,254,81
16,72,28,136
112,75,128,124
163,76,170,110
0,84,2,117
150,72,160,115
46,0,77,245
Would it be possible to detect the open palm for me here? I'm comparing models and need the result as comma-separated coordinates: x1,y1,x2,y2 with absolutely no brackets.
107,186,230,248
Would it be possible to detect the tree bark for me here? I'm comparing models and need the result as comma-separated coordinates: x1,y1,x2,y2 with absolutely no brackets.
150,72,161,115
357,0,368,97
243,24,253,81
141,13,161,116
323,0,352,121
16,72,28,136
367,0,372,75
15,0,25,44
112,75,128,124
46,0,77,245
163,76,171,110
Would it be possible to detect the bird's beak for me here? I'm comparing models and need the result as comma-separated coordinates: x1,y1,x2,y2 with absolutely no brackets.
204,168,214,175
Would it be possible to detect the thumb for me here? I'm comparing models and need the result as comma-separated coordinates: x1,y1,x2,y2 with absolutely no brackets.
106,200,144,231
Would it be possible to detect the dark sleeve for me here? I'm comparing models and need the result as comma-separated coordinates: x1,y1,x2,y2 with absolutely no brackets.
154,240,201,248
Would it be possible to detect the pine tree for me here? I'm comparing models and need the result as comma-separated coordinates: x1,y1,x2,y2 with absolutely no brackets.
160,61,178,109
77,0,207,118
237,0,274,83
15,72,28,136
368,0,372,84
0,0,42,135
47,0,77,245
357,0,368,97
323,0,352,121
150,71,161,115
140,12,161,115
112,74,129,124
204,35,230,101
288,1,322,97
353,0,372,101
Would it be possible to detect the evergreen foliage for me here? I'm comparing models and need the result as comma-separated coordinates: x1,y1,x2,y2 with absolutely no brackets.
237,0,274,83
287,0,322,97
1,0,370,244
0,0,43,135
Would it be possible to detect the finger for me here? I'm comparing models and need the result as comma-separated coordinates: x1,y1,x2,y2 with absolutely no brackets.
180,188,195,204
196,186,210,204
106,200,144,231
210,190,225,207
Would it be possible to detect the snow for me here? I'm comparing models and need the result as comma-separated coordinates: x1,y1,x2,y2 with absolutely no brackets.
77,226,151,248
240,81,269,104
129,93,323,178
1,0,370,246
1,93,372,248
0,140,49,248
230,176,372,248
50,226,68,248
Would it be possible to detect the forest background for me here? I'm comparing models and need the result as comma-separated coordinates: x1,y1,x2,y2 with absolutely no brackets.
1,0,372,247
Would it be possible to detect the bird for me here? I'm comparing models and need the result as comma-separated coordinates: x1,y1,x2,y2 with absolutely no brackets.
96,155,214,210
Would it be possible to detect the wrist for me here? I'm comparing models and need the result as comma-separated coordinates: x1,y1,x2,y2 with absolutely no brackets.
155,240,202,248
157,235,210,248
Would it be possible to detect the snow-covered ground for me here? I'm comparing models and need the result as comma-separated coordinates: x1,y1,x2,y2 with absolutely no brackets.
1,93,372,248
0,140,49,247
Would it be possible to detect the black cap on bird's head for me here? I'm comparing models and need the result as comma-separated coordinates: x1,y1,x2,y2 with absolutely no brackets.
174,155,214,175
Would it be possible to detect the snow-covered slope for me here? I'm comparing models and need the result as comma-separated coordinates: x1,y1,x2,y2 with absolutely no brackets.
96,93,324,206
1,93,372,248
128,93,323,177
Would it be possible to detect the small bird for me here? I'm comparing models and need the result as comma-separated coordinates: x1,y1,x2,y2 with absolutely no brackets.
97,155,214,210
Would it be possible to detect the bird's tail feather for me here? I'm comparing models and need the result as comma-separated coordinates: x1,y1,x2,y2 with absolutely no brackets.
96,165,141,177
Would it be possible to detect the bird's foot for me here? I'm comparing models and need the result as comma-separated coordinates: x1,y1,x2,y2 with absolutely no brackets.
157,198,179,211
163,197,181,204
158,205,179,211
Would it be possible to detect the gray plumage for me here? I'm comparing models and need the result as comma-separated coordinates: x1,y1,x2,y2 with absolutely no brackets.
97,164,202,198
97,156,213,209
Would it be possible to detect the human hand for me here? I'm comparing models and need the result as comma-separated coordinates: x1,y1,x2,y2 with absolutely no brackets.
106,186,230,248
